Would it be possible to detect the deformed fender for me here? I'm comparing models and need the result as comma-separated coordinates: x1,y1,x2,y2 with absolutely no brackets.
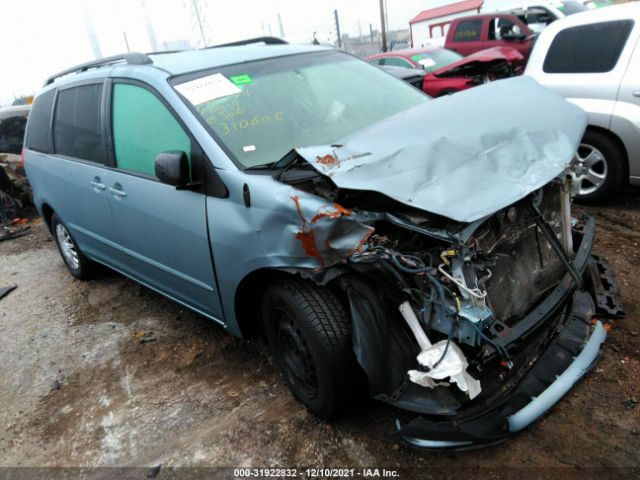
205,171,374,336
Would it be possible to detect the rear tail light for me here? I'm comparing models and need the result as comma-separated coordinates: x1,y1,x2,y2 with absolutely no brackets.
21,147,25,168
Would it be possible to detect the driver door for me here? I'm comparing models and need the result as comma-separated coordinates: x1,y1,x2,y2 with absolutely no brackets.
105,80,223,321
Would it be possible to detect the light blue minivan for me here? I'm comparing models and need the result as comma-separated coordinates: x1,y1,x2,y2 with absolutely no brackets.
24,38,621,449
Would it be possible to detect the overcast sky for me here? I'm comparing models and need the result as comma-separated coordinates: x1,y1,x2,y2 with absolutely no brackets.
0,0,437,105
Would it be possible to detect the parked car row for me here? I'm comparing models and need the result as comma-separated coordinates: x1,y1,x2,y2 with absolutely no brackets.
527,3,640,202
371,46,523,97
371,3,640,203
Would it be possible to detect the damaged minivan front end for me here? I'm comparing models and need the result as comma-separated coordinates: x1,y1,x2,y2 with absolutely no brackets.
262,78,623,448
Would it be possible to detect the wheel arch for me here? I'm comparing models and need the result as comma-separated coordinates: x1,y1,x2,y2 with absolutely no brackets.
584,125,630,179
40,202,55,233
233,267,349,339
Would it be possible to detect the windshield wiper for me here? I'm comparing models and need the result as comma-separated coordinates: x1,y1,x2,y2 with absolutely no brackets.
244,161,278,170
244,149,301,172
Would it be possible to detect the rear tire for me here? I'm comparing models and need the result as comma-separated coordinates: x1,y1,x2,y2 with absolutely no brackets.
51,213,96,280
262,278,356,419
574,130,627,204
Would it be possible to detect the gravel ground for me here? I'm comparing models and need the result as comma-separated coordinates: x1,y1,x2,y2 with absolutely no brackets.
0,191,638,479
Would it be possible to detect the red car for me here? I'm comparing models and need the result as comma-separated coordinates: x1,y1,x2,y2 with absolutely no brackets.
367,47,523,97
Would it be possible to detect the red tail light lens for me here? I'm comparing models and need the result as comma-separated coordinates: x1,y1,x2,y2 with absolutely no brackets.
21,147,25,168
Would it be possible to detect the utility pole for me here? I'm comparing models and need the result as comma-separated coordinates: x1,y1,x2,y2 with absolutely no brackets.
185,0,209,47
140,1,159,52
334,9,342,49
378,0,387,52
83,10,102,59
277,12,285,38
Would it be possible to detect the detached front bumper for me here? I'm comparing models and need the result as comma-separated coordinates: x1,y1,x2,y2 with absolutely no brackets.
392,215,618,449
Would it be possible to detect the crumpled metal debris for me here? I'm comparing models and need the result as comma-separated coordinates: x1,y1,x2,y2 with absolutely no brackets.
0,153,32,227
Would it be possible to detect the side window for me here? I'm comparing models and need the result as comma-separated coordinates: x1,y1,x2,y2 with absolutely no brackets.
489,18,521,40
543,20,634,74
24,89,55,153
111,83,190,177
453,20,482,42
383,57,413,68
53,84,105,164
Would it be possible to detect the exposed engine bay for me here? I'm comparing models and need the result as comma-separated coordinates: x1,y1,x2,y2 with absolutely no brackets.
335,180,573,402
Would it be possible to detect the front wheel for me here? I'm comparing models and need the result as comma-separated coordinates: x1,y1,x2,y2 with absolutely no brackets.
51,214,96,280
262,278,356,419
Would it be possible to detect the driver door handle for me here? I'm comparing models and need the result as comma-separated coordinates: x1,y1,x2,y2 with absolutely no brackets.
633,90,640,98
109,185,127,198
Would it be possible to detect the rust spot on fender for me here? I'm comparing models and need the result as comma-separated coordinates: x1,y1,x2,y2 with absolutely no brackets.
290,196,356,267
296,229,322,265
316,154,340,168
354,229,374,254
310,204,351,224
292,195,323,266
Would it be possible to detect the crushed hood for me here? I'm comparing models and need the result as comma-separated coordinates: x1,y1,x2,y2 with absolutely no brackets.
431,46,524,78
295,76,587,223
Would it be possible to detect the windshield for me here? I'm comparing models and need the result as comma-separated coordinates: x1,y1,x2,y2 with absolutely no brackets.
172,50,429,168
410,49,463,72
559,1,588,15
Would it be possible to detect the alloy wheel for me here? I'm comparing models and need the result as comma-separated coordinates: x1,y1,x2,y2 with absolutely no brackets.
55,223,80,271
573,143,608,196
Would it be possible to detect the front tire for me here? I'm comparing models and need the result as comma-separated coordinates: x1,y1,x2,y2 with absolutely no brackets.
262,278,355,419
573,130,627,204
51,214,96,280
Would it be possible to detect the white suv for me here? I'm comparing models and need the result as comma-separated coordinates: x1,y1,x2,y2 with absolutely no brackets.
525,3,640,202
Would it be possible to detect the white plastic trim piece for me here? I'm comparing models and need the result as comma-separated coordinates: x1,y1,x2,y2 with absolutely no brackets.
409,341,482,400
398,301,432,351
399,301,482,400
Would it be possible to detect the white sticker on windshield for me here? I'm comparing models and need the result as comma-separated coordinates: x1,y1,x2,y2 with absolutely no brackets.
418,58,436,68
175,73,241,106
243,145,256,152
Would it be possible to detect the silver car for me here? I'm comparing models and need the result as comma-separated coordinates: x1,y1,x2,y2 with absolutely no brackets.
525,3,640,202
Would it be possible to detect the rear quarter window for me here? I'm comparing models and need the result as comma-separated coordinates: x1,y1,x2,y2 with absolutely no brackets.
453,20,483,42
53,84,106,164
24,89,55,152
543,20,634,73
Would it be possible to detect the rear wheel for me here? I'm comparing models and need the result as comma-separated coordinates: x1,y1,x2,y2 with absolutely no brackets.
573,130,627,204
51,214,96,279
262,278,356,419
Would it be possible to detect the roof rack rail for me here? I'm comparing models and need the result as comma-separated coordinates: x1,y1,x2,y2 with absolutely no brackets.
207,36,288,49
44,52,153,86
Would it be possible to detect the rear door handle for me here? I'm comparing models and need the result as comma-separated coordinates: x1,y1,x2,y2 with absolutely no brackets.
109,184,127,198
633,90,640,98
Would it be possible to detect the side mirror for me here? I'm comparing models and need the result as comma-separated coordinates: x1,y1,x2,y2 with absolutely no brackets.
155,150,190,186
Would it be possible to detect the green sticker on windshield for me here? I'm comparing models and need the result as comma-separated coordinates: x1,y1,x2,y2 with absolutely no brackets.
230,74,253,85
